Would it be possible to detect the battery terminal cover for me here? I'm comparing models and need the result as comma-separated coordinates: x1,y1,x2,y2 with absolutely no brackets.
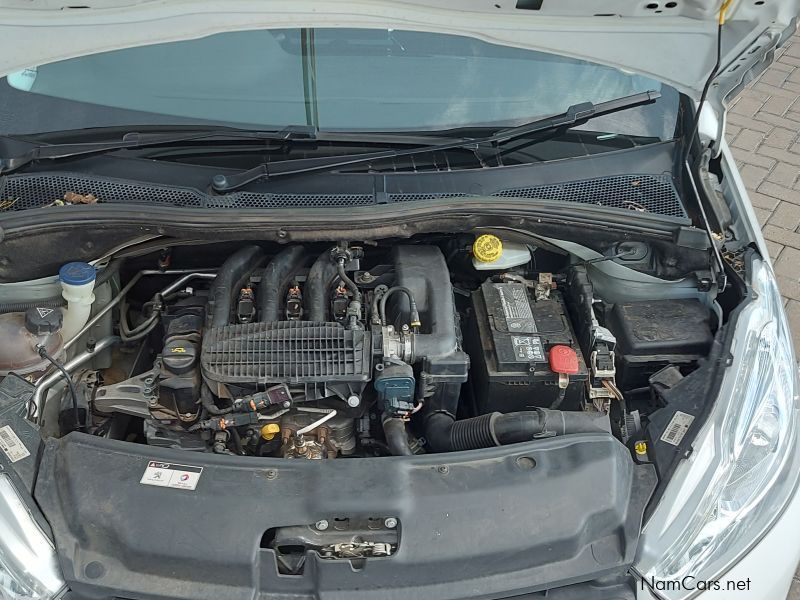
549,345,579,375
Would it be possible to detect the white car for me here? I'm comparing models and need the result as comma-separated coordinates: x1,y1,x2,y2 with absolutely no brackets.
0,2,798,600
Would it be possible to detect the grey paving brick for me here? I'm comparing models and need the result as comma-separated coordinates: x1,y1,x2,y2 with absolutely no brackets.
763,224,800,250
766,239,785,260
730,96,767,117
784,41,800,58
757,145,800,167
748,190,782,211
763,94,798,115
764,127,799,150
740,163,770,189
780,54,800,68
785,300,800,356
753,81,800,100
732,128,765,152
758,181,800,204
777,274,800,301
770,61,794,73
728,111,772,131
769,201,800,230
760,67,792,87
753,206,773,227
752,110,800,130
731,147,776,170
774,246,800,279
767,162,799,187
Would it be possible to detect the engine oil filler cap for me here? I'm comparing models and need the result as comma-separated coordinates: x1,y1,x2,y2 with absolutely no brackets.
162,339,198,374
58,261,96,286
548,345,579,375
473,234,503,263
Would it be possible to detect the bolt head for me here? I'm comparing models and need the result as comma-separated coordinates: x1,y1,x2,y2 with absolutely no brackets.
384,517,398,529
347,395,360,408
315,519,329,531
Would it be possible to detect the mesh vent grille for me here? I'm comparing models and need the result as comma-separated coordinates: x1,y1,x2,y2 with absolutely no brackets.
388,192,469,202
201,321,371,383
491,174,685,218
206,192,373,209
0,173,203,209
0,172,685,218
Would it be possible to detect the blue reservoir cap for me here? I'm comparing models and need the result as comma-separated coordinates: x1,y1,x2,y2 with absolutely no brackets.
59,262,96,286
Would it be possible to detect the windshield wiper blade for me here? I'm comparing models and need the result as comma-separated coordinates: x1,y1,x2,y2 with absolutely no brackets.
211,90,661,192
0,126,318,175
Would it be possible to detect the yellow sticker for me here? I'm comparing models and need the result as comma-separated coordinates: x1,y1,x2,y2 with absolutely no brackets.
171,347,187,353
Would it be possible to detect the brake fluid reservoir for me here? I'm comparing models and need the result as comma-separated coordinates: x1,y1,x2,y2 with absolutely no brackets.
0,307,64,376
472,234,532,270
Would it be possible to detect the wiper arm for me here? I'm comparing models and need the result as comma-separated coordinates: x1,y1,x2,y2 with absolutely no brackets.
211,90,661,192
0,126,317,175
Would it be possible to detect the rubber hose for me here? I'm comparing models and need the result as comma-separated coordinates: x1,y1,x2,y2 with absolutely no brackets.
425,409,610,452
0,298,66,313
383,416,414,456
305,249,339,322
200,382,232,416
210,245,264,327
259,246,306,322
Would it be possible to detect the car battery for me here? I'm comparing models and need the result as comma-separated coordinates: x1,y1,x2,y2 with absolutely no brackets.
466,280,589,413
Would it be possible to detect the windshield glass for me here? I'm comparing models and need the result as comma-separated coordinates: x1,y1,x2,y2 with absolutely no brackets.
0,28,677,139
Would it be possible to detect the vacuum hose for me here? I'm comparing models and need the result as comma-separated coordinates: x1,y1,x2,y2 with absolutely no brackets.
424,409,610,452
258,246,306,322
210,245,264,327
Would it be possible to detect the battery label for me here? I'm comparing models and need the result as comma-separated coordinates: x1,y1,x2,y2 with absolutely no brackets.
494,283,536,332
511,336,546,362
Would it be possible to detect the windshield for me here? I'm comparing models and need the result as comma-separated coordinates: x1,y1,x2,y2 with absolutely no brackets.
0,28,677,139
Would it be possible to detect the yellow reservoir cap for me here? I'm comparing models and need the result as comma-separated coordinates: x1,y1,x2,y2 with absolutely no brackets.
261,423,281,441
473,234,503,263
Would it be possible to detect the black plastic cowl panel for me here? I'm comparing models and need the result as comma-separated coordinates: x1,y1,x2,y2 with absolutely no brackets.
36,433,655,600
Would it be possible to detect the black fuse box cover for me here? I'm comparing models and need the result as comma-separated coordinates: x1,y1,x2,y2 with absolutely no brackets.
466,281,588,413
606,298,713,390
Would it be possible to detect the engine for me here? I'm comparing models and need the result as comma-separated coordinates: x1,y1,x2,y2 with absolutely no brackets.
85,237,713,460
94,243,472,458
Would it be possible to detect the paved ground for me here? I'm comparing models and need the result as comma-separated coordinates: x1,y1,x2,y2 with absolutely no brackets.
727,33,800,355
725,31,800,600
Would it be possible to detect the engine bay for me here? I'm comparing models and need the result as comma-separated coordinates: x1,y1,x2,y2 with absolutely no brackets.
0,233,717,466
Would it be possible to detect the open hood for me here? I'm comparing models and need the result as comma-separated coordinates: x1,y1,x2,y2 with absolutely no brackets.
0,0,798,146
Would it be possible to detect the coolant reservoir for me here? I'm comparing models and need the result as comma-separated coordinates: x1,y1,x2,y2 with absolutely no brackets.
0,307,64,376
472,234,532,270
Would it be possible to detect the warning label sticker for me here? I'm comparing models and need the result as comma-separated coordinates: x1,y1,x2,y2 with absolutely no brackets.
494,283,536,332
0,425,30,463
511,336,546,362
140,461,203,490
660,411,695,446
